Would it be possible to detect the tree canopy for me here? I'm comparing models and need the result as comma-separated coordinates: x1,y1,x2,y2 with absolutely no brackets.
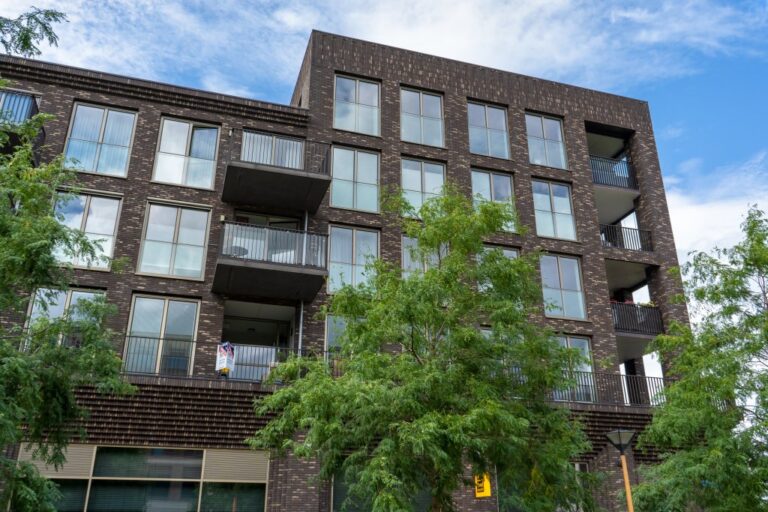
250,188,593,512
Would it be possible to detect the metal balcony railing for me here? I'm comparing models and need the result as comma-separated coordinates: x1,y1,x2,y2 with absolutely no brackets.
241,131,330,174
122,336,195,377
0,90,37,124
220,222,328,269
552,370,666,407
611,302,664,335
590,155,637,189
600,224,653,251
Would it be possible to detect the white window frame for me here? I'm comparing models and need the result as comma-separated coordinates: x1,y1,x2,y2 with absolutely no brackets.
525,113,568,170
63,102,137,177
333,75,381,136
467,101,509,159
540,255,586,320
400,87,444,147
152,117,219,190
330,146,380,213
532,180,576,241
136,202,211,281
328,225,380,293
55,191,122,271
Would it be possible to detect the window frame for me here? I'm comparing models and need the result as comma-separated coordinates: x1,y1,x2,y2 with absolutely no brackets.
25,287,105,347
333,75,381,137
330,146,380,213
470,168,516,232
532,179,577,241
63,101,138,178
327,225,380,293
125,294,201,376
540,254,587,320
54,191,122,271
152,117,220,190
136,201,212,281
400,87,445,147
525,112,568,170
400,157,446,214
467,101,510,159
325,314,347,353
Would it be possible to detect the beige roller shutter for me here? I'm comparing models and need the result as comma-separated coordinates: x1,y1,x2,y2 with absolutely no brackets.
17,443,95,478
203,449,268,482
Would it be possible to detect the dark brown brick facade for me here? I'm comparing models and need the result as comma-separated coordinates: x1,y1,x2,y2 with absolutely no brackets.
0,29,688,511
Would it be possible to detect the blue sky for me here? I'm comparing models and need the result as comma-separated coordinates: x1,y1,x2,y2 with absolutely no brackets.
2,0,767,260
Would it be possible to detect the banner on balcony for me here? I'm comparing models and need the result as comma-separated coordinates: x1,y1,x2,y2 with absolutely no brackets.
216,341,236,376
474,473,492,498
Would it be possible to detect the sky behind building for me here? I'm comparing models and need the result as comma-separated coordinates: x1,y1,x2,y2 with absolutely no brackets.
2,0,766,261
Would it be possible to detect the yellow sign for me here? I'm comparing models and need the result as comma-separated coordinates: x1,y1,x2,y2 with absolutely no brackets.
474,473,492,498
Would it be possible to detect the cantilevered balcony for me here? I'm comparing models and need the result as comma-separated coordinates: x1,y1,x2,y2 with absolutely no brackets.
600,224,653,252
590,155,637,189
222,132,331,214
611,302,663,336
212,222,327,301
0,90,38,124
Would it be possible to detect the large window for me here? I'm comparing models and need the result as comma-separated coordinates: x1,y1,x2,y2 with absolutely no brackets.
540,255,586,320
123,296,198,376
331,147,379,212
326,315,347,352
241,130,304,169
328,226,378,292
402,236,446,278
401,158,445,213
64,103,135,176
401,88,444,147
553,335,593,402
54,193,120,269
334,76,380,136
478,245,518,291
526,113,566,169
467,102,509,158
138,204,209,279
153,118,218,189
532,180,576,240
471,169,515,231
27,288,103,347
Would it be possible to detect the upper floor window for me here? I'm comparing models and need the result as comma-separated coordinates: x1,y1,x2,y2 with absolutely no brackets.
401,158,445,213
54,193,120,270
468,102,509,159
532,180,576,240
64,104,135,177
526,113,566,169
138,204,209,279
326,315,347,352
478,245,518,291
27,288,103,346
334,76,380,136
153,118,218,189
241,130,303,170
540,255,586,320
553,335,593,401
331,147,379,212
471,169,515,231
401,88,443,147
328,226,378,292
402,236,446,278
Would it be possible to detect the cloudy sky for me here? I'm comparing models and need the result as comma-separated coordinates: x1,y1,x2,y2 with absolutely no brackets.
2,0,767,261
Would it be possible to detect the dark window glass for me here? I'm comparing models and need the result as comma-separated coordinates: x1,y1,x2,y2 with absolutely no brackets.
87,480,199,512
93,447,203,479
200,482,266,512
52,480,88,512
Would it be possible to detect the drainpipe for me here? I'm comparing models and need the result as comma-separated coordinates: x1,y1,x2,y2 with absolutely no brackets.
298,301,304,356
302,210,308,265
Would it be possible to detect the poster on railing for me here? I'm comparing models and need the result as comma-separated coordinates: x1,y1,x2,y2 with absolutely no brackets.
216,341,236,376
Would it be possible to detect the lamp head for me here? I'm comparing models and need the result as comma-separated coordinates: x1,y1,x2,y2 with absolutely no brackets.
605,429,636,453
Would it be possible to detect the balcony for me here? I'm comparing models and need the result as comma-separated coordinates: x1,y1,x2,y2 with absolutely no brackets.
590,155,637,189
0,90,38,124
222,133,331,214
212,222,328,301
611,302,663,336
122,336,195,377
600,224,653,252
553,370,666,407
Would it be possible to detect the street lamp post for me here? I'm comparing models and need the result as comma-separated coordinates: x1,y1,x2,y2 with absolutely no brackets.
605,429,637,512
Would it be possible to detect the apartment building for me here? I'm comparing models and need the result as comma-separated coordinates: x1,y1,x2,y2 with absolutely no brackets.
0,30,688,511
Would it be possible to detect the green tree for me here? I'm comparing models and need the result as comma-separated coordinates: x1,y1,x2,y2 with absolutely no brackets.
250,189,593,512
1,10,130,510
634,207,768,512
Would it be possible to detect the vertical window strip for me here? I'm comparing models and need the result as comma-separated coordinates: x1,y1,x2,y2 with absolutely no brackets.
139,204,209,279
471,169,516,231
525,113,567,169
154,119,218,189
401,88,444,147
331,147,380,212
65,104,136,176
334,75,380,136
241,131,304,170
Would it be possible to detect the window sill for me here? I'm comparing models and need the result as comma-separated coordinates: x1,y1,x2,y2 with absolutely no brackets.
528,162,569,172
332,126,382,139
328,205,381,215
69,168,129,180
535,235,580,244
468,151,511,162
134,271,206,283
150,179,216,192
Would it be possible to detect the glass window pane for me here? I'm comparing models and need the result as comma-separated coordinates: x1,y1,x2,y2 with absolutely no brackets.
402,236,420,274
53,480,88,512
563,290,586,319
201,483,265,512
355,230,377,262
422,117,443,147
422,94,442,118
153,152,185,184
358,81,379,107
525,114,543,138
357,104,379,136
332,147,355,181
326,315,347,350
401,113,421,143
355,183,378,211
528,137,547,165
93,447,202,478
55,194,86,230
186,158,215,188
96,144,129,176
139,240,173,275
159,119,189,155
486,106,507,131
29,288,66,323
102,110,134,146
402,160,422,191
468,103,486,127
356,152,378,184
129,297,164,337
401,89,420,115
543,288,564,316
334,101,356,131
164,300,197,339
543,117,563,141
68,291,99,321
335,76,355,102
423,163,444,194
404,190,423,211
84,196,119,235
242,131,273,165
190,126,217,160
532,182,552,211
146,205,177,242
540,255,560,289
471,171,491,201
329,262,352,291
555,213,576,240
124,336,159,374
65,139,98,171
551,184,572,213
469,126,489,155
559,258,582,290
488,130,509,159
88,480,199,512
70,105,104,141
83,233,114,267
546,140,566,169
177,209,207,245
492,174,512,202
173,245,204,278
535,210,555,237
331,180,354,209
330,227,353,264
